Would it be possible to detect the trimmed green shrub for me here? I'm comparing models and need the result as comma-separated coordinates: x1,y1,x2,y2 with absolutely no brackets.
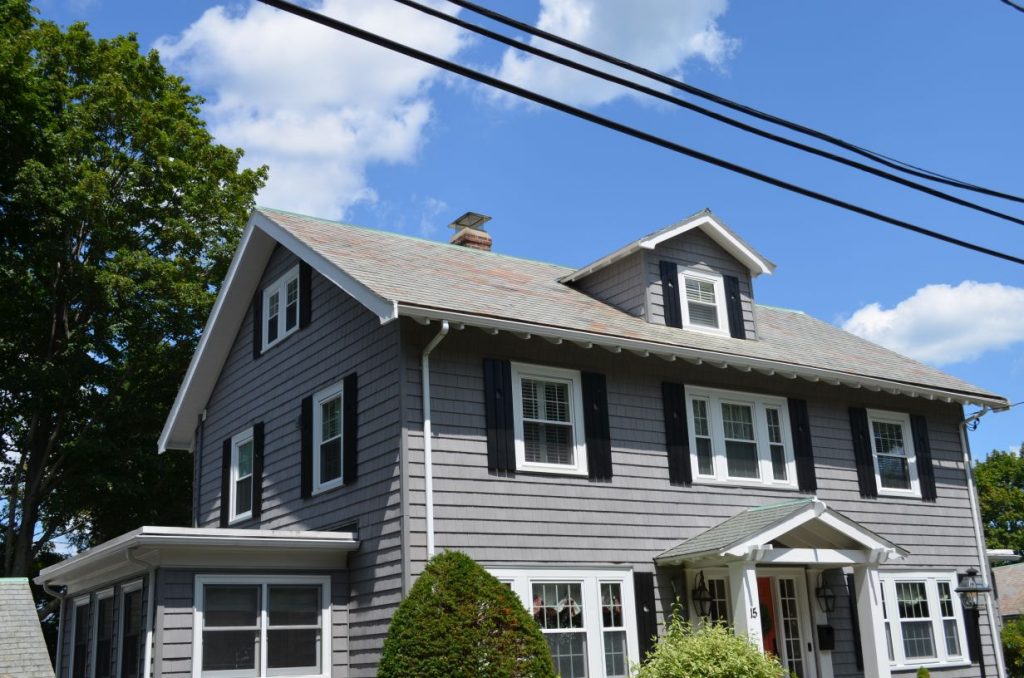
1004,617,1024,677
379,550,556,678
635,613,784,678
916,667,930,678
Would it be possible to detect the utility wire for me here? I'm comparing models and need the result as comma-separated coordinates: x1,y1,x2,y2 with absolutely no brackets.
445,0,1024,205
253,0,1024,266
395,0,1024,228
1002,0,1024,14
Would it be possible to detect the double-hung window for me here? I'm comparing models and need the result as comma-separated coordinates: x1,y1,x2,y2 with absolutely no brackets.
92,589,115,678
867,410,920,497
686,386,796,488
313,382,345,493
262,266,300,352
194,575,330,678
678,269,729,336
511,363,588,476
879,572,968,670
71,595,91,678
119,580,144,678
230,428,255,523
490,568,638,678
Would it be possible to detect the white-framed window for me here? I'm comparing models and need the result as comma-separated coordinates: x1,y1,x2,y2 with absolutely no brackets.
685,570,731,625
70,595,91,678
510,363,589,476
489,568,639,678
230,428,255,523
878,571,969,670
91,588,115,678
313,382,345,494
262,266,300,352
867,410,920,498
193,574,331,678
118,580,144,678
678,268,729,336
685,386,797,488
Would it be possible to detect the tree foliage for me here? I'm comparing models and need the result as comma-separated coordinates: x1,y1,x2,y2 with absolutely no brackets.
635,614,784,678
379,551,556,678
1003,617,1024,677
0,0,266,579
975,446,1024,554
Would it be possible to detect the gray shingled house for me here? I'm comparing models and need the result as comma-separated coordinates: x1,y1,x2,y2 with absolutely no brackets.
36,208,1008,678
0,578,54,678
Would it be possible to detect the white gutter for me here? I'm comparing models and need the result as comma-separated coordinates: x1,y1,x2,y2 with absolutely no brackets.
959,409,1006,678
421,321,450,558
126,548,156,678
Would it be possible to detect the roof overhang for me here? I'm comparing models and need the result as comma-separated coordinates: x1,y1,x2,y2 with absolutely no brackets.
35,526,359,594
560,212,776,283
655,499,909,568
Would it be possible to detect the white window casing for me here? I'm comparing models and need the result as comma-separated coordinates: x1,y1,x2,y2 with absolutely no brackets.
91,588,115,678
489,567,639,678
867,409,921,498
261,266,300,352
510,363,588,476
685,386,798,489
116,579,145,678
678,268,730,337
192,574,331,678
878,571,969,671
312,381,345,494
230,428,255,524
70,595,91,678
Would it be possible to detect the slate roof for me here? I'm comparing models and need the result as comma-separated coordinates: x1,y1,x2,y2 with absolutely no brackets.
995,562,1024,619
0,578,54,678
258,208,1002,403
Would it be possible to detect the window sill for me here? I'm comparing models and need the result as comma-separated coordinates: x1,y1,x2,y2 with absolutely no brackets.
875,488,923,500
691,477,801,492
681,324,731,338
515,465,590,478
312,478,345,496
260,326,299,355
890,659,971,673
228,513,252,525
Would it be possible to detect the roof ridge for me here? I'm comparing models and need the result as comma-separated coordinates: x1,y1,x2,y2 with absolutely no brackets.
748,497,815,512
257,206,576,272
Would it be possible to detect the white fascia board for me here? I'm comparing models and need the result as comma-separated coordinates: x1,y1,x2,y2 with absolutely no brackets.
638,215,774,277
396,305,1008,410
722,503,822,557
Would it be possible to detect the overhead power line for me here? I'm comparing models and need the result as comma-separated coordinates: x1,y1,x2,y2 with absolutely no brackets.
1002,0,1024,14
394,0,1024,228
253,0,1024,266
445,0,1024,206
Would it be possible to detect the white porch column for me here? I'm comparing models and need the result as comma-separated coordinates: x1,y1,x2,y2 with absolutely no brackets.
852,565,891,678
805,568,835,678
728,561,763,649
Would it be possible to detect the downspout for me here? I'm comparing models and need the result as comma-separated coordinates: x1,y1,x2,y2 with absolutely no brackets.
421,320,449,559
959,408,1006,678
42,581,65,677
126,548,156,678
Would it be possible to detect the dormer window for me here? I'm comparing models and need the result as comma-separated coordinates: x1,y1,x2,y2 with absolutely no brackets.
679,269,729,335
262,266,300,351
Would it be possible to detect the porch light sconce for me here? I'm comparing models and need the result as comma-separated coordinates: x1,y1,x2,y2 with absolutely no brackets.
691,571,713,617
815,573,837,614
955,567,991,610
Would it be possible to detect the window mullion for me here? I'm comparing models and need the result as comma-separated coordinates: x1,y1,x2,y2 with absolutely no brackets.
752,402,771,481
710,396,726,481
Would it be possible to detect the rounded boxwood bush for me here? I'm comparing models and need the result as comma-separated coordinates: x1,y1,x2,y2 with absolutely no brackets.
379,551,556,678
636,613,784,678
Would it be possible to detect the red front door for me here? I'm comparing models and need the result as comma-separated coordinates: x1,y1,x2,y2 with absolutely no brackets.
757,576,778,658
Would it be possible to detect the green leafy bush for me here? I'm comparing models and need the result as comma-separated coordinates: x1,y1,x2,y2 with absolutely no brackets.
1004,617,1024,677
379,551,556,678
635,614,784,678
916,667,930,678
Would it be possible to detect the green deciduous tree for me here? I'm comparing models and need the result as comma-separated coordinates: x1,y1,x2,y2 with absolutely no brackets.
0,0,266,581
379,551,556,678
974,445,1024,554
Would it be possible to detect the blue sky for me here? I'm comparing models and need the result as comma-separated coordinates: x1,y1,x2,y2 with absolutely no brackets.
38,0,1024,457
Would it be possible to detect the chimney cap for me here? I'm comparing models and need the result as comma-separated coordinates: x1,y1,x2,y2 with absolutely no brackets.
449,212,491,231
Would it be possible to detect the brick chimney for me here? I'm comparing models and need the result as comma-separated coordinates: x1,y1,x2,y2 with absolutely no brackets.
449,212,492,251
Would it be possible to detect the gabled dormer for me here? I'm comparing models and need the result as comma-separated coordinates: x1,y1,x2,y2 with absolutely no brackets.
561,210,775,339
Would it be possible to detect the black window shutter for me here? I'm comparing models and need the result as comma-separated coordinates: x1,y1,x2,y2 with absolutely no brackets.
723,275,746,339
483,359,515,473
299,262,312,329
849,407,878,499
659,261,682,329
252,291,263,360
910,414,937,502
343,372,359,484
220,439,231,527
846,573,864,672
787,398,817,493
964,607,982,664
582,372,612,481
633,572,658,662
300,396,313,498
252,422,264,521
661,382,692,486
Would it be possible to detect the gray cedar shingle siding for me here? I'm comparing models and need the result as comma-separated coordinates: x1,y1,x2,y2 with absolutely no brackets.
572,249,647,318
399,322,999,677
0,579,53,678
196,245,402,676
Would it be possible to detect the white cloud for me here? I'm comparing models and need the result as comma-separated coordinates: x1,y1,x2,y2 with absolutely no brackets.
156,0,469,218
841,281,1024,366
491,0,738,107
